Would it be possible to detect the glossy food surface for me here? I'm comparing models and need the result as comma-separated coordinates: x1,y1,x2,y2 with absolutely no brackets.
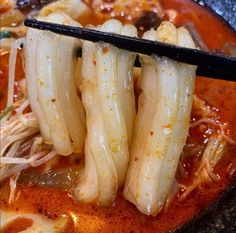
0,0,236,232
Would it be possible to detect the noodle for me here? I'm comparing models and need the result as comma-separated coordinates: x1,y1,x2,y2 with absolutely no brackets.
179,135,225,201
0,1,234,221
124,21,197,216
74,19,137,206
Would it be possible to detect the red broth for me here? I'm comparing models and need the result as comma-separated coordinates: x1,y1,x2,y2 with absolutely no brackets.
0,0,236,232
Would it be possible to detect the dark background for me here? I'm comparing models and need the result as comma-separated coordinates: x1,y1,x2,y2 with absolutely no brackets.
200,0,236,31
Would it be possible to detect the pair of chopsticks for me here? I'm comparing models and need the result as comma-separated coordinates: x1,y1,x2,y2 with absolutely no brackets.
24,19,236,81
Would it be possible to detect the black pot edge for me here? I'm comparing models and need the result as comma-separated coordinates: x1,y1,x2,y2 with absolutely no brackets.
175,174,236,233
193,0,236,33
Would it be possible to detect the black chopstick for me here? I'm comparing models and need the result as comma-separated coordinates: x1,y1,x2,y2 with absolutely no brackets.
24,19,236,81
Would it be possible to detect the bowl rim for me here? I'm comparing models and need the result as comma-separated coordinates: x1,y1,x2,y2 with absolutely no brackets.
194,0,236,33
